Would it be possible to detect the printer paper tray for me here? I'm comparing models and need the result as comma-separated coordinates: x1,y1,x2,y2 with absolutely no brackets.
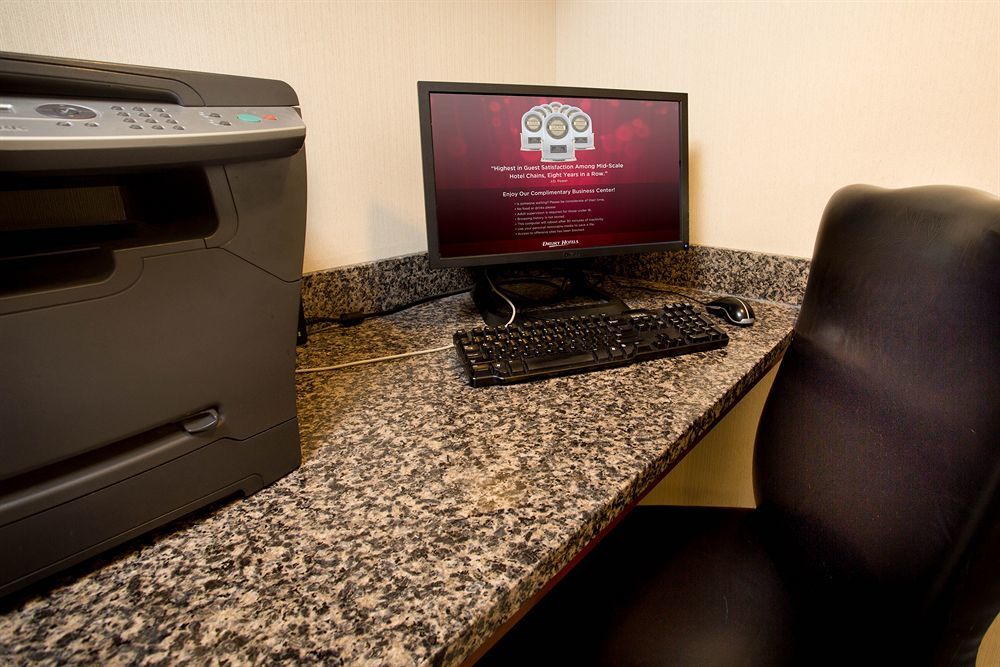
0,418,299,597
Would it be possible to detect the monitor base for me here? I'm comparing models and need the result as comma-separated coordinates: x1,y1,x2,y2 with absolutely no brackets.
472,266,628,326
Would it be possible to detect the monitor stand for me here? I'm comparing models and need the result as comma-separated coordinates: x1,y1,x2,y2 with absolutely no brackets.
471,266,629,326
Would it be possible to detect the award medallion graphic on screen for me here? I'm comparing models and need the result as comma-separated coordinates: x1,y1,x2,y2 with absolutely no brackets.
520,101,596,162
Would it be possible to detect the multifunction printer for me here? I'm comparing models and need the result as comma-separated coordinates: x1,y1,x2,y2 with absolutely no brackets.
0,52,307,596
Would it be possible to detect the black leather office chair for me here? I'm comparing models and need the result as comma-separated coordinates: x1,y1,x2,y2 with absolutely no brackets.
477,185,1000,666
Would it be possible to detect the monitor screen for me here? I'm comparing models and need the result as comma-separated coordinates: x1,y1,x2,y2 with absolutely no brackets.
418,82,688,269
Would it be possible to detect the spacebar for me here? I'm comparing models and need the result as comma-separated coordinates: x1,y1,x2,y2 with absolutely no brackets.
524,351,597,371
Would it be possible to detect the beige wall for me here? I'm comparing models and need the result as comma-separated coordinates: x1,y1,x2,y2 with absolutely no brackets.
641,363,777,508
555,1,1000,258
2,2,997,269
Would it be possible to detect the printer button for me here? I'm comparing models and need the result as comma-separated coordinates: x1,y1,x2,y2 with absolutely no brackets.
37,103,97,119
237,113,262,123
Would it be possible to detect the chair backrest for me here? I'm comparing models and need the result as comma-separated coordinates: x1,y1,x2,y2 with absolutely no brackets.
752,185,999,659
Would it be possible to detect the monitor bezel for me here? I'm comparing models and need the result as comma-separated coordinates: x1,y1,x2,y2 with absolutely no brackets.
418,80,689,269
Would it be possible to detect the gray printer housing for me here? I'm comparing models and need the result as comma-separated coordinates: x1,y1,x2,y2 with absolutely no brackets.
0,53,307,597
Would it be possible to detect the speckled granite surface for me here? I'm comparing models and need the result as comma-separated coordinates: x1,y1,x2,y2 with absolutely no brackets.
300,246,810,321
0,283,796,666
603,246,811,305
301,253,473,320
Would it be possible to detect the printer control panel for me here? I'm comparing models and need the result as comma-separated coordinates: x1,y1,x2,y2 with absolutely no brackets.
1,96,304,136
1,96,306,171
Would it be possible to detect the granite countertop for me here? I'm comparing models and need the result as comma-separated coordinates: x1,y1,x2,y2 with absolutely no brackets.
0,283,797,666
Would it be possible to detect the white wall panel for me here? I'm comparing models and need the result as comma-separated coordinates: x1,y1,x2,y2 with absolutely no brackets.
554,2,1000,258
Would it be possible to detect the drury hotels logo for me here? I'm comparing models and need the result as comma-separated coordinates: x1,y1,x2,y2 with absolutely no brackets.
541,239,581,248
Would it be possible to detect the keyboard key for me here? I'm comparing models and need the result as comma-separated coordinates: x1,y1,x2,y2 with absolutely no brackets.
525,351,596,371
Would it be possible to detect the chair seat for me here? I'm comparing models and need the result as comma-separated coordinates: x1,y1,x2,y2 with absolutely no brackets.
477,503,975,665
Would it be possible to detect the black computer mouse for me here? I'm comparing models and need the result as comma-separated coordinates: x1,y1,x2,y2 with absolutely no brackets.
705,296,755,326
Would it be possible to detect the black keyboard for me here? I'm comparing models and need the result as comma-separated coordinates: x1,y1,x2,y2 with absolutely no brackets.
453,303,729,387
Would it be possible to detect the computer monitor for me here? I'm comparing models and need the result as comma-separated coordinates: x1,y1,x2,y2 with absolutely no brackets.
418,81,688,324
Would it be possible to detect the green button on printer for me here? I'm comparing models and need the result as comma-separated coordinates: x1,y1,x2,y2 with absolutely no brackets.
236,113,262,123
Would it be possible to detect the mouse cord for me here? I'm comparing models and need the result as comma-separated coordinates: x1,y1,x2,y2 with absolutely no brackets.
295,344,453,374
607,276,708,305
